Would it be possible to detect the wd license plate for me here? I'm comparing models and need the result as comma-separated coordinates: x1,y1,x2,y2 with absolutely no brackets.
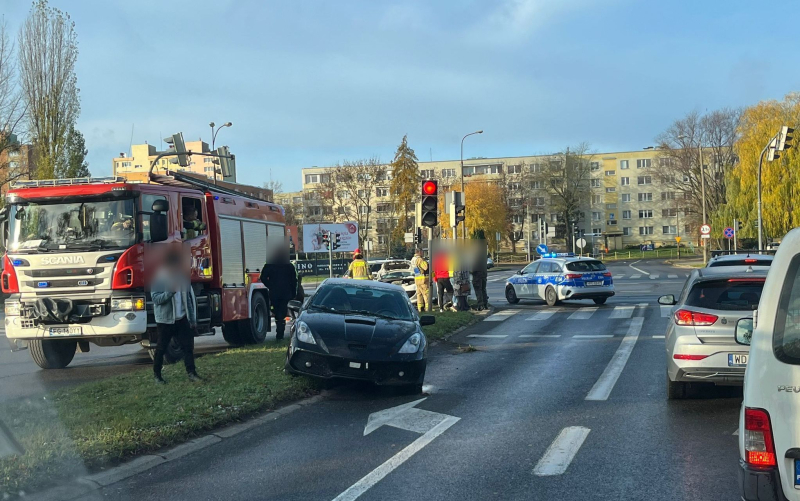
728,354,748,367
49,326,82,336
585,281,603,286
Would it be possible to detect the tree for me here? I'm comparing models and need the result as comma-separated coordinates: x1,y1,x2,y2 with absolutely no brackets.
18,0,80,180
263,178,283,195
57,125,89,178
463,181,507,254
0,20,27,188
389,135,419,248
338,157,386,252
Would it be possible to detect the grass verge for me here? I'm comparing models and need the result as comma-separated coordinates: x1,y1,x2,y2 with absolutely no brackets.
421,309,479,341
0,343,316,496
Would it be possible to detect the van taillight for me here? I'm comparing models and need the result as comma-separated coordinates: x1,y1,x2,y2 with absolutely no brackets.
744,408,776,467
674,309,718,326
112,248,135,289
1,255,19,293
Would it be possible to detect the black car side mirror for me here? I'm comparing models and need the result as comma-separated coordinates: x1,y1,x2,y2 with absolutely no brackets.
658,294,676,305
518,269,526,275
419,315,436,326
736,317,754,346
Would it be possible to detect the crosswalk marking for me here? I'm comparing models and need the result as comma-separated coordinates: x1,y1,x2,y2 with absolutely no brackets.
568,307,597,320
485,310,520,322
609,306,635,319
630,274,641,279
615,274,625,279
526,308,561,321
650,274,660,279
467,334,508,339
668,274,678,279
573,334,613,339
660,305,673,318
519,334,561,338
652,335,665,339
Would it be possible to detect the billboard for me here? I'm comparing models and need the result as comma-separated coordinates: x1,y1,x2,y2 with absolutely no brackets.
302,222,359,253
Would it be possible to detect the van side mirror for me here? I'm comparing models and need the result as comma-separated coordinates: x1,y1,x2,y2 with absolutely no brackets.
152,199,169,212
658,294,676,305
736,318,754,346
150,213,168,243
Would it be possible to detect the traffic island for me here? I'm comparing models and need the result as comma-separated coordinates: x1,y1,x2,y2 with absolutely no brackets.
0,343,316,497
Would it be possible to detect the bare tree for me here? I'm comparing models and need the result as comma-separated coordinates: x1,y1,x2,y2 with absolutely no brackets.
0,20,26,186
263,179,283,195
338,157,386,250
18,0,80,180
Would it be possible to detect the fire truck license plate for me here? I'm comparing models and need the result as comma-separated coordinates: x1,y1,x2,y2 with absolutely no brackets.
49,327,82,336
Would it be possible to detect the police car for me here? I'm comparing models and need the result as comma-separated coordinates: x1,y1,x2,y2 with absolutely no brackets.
505,253,615,306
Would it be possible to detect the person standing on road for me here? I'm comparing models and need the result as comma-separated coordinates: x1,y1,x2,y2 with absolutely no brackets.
471,244,489,310
410,249,430,312
433,249,454,312
151,251,200,385
347,250,370,280
260,246,298,340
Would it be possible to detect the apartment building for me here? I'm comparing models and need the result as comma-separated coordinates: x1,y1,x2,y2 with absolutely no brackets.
273,191,304,226
112,140,237,184
298,148,694,253
0,133,34,197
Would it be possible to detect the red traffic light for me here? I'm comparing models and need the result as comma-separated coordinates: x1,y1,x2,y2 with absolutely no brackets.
422,180,438,196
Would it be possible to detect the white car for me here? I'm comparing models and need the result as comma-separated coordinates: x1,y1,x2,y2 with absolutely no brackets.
505,255,615,306
737,227,800,500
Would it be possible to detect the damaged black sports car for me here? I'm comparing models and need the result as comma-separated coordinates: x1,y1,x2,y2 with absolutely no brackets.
285,278,434,392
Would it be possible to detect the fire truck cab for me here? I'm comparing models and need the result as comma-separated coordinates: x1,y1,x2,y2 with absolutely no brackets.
0,174,286,369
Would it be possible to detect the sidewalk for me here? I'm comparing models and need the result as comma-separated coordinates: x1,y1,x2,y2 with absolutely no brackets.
664,258,704,269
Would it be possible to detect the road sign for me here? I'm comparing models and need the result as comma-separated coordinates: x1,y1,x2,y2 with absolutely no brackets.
404,232,414,243
700,224,711,235
724,227,734,239
576,238,586,249
701,234,710,239
496,232,501,242
536,243,549,255
675,236,681,244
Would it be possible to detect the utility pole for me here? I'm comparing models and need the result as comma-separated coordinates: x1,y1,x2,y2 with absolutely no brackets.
699,144,707,265
328,231,333,278
676,207,681,260
733,218,738,251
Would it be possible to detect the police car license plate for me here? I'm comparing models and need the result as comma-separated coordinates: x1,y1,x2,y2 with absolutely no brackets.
49,326,81,336
728,354,747,367
795,459,800,487
585,281,603,286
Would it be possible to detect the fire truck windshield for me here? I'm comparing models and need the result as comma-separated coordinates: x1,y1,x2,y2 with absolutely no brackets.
8,198,137,253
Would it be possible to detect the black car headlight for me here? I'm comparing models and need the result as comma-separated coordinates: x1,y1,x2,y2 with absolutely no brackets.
296,321,317,345
398,333,422,354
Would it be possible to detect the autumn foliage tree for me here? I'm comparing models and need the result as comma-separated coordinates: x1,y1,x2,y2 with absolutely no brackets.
463,181,507,253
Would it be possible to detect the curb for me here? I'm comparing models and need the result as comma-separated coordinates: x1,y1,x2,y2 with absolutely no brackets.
664,259,703,269
27,394,325,501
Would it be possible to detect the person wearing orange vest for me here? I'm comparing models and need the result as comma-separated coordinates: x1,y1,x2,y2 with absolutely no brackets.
347,250,369,280
433,250,454,312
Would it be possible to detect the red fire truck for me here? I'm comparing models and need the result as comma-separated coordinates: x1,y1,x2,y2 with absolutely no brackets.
0,171,286,369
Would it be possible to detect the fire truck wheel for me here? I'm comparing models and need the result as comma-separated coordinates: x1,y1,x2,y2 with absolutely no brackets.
222,322,243,346
239,293,269,344
29,339,77,369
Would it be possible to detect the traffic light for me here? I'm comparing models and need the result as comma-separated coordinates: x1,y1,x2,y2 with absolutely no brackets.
736,220,743,230
421,179,438,228
322,232,330,250
413,227,423,244
164,132,189,167
454,191,465,226
217,146,234,178
778,125,795,152
332,233,341,250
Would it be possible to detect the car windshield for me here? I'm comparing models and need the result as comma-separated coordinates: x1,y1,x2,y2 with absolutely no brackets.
685,279,764,311
708,258,772,267
7,198,136,252
565,260,607,272
309,284,414,321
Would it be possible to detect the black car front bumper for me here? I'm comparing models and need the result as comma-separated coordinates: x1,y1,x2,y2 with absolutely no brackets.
739,459,789,501
286,348,426,386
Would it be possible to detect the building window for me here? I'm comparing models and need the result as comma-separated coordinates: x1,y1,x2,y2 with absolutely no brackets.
606,203,617,209
376,187,389,197
551,213,560,222
509,198,522,207
622,210,632,219
659,157,674,167
621,193,631,202
376,203,392,213
531,163,542,173
639,226,654,235
662,208,677,217
420,169,435,178
308,207,323,217
683,192,692,200
620,160,629,170
292,197,302,204
662,225,677,234
512,215,524,224
637,175,652,185
622,227,631,236
638,193,653,202
305,174,320,184
639,209,653,218
590,179,601,188
359,206,370,214
204,157,214,164
605,187,616,193
592,228,602,235
590,162,600,171
508,182,520,191
122,161,132,168
637,159,651,169
508,165,523,174
620,177,630,186
685,225,692,234
608,220,618,225
8,150,19,158
661,174,676,183
592,195,602,204
532,197,545,206
442,169,456,178
661,191,676,200
605,170,615,176
592,212,602,221
204,166,214,172
682,175,691,182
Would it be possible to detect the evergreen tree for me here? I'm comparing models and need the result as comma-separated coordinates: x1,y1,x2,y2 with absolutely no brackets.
56,125,89,178
389,135,419,247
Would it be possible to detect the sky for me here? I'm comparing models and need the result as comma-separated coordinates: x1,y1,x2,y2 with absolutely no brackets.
1,0,798,192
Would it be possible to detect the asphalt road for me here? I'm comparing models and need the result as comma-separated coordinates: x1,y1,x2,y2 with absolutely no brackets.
86,258,743,501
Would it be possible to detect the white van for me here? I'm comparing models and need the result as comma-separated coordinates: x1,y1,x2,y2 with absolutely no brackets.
737,227,800,500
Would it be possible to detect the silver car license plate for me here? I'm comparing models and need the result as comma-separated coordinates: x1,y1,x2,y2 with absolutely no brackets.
728,354,748,367
49,326,82,336
585,281,603,286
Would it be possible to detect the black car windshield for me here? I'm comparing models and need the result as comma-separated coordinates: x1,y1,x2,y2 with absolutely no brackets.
565,260,607,272
8,198,137,253
309,284,414,321
685,279,765,311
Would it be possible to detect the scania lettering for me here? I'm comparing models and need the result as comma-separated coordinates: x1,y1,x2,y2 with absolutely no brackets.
0,173,286,369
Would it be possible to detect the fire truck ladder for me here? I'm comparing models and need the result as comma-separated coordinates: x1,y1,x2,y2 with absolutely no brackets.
151,170,270,203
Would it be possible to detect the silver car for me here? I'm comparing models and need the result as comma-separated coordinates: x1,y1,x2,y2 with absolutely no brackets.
706,253,773,268
659,266,767,399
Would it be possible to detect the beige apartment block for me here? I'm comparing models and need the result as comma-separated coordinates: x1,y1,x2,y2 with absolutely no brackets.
112,140,237,184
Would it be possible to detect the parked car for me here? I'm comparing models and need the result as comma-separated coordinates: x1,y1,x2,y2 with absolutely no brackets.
658,266,767,399
285,279,433,392
487,256,495,269
736,228,800,500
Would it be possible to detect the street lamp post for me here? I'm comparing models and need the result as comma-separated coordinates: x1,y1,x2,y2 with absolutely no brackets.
460,130,483,239
209,121,232,184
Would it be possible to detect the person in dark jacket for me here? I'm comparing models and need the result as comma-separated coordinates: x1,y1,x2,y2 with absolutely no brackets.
259,246,297,340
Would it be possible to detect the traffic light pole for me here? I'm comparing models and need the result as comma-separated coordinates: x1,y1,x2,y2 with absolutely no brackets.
428,232,434,310
733,218,738,251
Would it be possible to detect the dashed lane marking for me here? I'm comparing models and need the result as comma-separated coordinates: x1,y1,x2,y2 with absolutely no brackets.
519,334,561,338
585,317,644,401
650,274,660,279
533,427,591,476
467,334,508,339
573,334,613,339
652,335,665,339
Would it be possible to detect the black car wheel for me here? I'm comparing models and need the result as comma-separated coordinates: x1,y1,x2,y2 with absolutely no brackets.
505,285,520,304
545,286,559,307
593,297,607,305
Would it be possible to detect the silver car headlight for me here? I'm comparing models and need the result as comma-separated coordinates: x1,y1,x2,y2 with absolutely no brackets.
296,321,317,345
399,333,422,354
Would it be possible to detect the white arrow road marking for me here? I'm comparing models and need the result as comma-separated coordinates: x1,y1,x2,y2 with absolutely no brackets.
568,307,597,320
628,260,650,276
527,308,561,321
533,426,591,476
660,305,673,318
335,399,459,501
485,310,519,322
609,306,635,319
733,429,739,436
585,317,643,401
